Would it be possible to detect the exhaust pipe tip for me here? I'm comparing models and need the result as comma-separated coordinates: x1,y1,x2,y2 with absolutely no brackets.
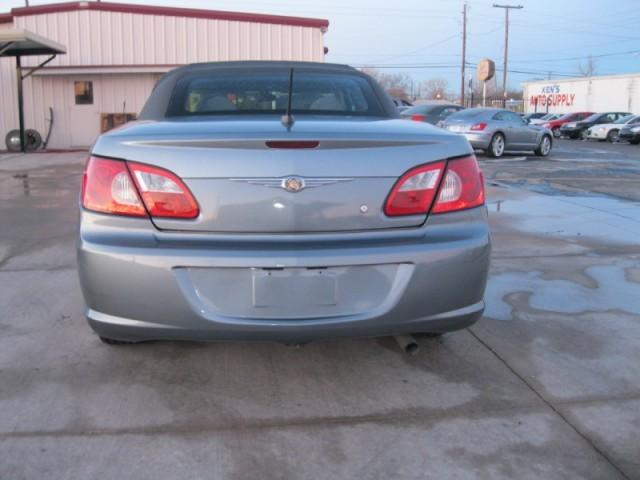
394,334,420,355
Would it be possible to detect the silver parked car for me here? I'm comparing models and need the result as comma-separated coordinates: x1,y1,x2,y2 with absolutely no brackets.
400,102,465,125
442,108,553,158
78,61,490,345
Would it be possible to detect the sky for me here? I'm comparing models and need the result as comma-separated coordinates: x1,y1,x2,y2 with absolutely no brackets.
3,0,640,94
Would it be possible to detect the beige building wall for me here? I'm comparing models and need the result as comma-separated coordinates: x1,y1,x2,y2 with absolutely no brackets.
0,23,19,146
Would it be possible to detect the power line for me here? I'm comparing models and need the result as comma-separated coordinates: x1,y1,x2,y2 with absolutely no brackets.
335,33,460,65
464,62,580,78
354,62,580,79
467,26,503,36
507,49,640,64
508,20,640,41
392,33,460,61
353,64,462,70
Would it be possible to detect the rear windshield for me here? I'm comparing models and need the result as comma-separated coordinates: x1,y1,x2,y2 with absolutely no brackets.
167,71,385,117
402,104,439,115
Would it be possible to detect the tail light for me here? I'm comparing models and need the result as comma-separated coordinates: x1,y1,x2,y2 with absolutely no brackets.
432,156,484,214
81,157,146,217
411,114,426,122
384,155,484,216
81,156,199,219
470,122,487,131
384,161,445,216
128,162,199,218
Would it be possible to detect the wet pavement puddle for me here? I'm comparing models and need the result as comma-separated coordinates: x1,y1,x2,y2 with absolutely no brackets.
485,261,640,320
487,187,640,245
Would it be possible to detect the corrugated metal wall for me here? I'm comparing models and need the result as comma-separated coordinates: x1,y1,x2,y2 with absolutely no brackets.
16,74,162,148
0,23,19,146
15,11,324,67
1,8,326,149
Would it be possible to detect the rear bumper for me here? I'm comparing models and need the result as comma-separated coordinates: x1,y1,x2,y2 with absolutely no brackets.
586,129,607,140
78,208,490,343
559,126,583,137
458,132,492,150
87,302,484,343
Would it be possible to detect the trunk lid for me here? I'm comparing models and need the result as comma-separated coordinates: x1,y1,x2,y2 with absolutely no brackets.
443,117,476,133
92,117,471,233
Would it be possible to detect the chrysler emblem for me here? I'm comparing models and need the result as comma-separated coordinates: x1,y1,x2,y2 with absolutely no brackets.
229,176,353,190
282,176,305,193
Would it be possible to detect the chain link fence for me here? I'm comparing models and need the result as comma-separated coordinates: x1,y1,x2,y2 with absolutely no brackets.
462,95,524,112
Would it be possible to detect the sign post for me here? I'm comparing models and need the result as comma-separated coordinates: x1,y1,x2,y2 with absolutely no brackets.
476,58,495,108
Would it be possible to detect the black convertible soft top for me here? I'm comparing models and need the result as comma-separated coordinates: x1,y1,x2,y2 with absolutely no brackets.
138,61,398,120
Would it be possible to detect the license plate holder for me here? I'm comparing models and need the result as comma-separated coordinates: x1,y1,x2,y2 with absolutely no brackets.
252,269,337,307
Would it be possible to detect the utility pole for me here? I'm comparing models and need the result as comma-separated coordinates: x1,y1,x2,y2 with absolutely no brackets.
460,3,468,107
493,4,523,107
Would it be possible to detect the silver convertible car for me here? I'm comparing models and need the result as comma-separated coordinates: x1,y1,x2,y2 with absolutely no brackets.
78,61,490,346
441,108,553,158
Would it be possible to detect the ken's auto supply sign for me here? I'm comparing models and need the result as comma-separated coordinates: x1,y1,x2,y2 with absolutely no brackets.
529,84,576,109
524,74,640,114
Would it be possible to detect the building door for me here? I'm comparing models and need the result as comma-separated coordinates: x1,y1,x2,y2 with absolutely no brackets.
70,80,99,147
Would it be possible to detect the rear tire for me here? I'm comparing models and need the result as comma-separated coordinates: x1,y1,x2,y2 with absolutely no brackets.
487,133,505,158
534,135,552,156
630,139,640,145
606,129,619,143
99,336,139,345
580,129,589,140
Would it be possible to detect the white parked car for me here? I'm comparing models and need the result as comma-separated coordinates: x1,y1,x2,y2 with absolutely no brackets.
586,114,640,142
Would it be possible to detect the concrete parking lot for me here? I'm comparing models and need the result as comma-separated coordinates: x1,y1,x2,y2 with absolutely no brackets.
1,139,639,479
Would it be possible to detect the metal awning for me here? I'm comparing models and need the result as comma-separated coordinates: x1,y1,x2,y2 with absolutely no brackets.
0,29,66,56
0,29,66,152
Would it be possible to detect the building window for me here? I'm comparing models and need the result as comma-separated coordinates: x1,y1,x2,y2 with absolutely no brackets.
74,81,93,105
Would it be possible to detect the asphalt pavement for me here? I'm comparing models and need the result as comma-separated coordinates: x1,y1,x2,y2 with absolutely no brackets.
0,139,639,479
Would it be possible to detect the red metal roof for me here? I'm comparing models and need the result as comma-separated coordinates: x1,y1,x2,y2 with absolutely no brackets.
1,1,329,29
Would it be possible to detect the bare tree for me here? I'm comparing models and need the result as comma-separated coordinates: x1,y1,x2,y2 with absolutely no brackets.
469,76,515,107
360,67,412,99
422,77,451,100
360,67,382,82
505,89,523,100
577,56,597,77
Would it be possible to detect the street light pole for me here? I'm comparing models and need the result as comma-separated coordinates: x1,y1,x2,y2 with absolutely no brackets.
493,4,523,107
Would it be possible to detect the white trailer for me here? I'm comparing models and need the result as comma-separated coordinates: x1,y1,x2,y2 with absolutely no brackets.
523,73,640,114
